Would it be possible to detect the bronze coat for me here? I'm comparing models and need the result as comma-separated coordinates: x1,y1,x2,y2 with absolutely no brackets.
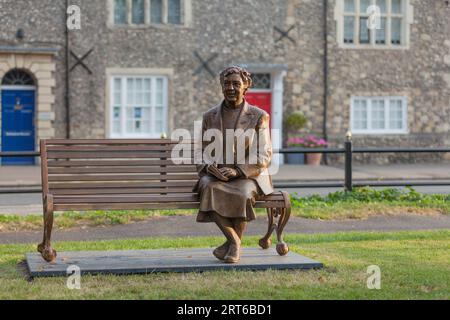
193,100,274,196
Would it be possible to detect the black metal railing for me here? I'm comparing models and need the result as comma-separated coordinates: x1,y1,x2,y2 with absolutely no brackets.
277,134,450,191
1,136,450,194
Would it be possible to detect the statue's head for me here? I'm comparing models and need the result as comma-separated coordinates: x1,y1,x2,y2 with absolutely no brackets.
219,66,253,106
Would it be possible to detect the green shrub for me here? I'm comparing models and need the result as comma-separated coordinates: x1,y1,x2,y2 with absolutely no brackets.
290,186,450,206
285,111,307,132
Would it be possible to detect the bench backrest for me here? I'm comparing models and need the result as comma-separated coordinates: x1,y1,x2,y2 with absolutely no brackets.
41,139,198,199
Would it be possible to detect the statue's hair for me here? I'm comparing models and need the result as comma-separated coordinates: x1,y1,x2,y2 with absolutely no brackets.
219,66,253,91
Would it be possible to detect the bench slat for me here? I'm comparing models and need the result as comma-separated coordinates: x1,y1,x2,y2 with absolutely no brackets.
48,174,199,182
48,181,197,189
48,166,197,174
46,145,186,152
47,160,194,167
45,139,194,145
51,188,196,195
54,194,199,204
53,201,286,211
47,152,172,159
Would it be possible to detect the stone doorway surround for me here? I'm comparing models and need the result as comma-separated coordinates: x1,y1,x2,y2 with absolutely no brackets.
240,63,288,165
0,47,57,161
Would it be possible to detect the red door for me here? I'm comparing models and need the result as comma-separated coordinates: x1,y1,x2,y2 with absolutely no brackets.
245,92,272,127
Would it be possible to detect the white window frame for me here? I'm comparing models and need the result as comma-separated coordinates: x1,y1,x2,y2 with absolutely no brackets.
108,0,191,27
335,0,413,49
109,74,168,139
350,96,408,134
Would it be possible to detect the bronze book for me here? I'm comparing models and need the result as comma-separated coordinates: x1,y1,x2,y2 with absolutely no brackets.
207,164,229,182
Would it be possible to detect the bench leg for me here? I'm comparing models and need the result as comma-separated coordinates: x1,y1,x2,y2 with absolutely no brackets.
37,195,57,262
259,208,276,250
275,191,291,256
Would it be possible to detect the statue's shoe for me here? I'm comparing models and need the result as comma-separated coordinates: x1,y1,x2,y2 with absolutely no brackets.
213,241,230,260
224,244,241,264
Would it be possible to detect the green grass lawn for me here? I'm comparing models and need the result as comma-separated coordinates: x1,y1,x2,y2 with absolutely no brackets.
0,230,449,300
1,187,449,232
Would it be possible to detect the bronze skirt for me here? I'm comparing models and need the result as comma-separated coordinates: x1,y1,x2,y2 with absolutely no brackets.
196,175,261,223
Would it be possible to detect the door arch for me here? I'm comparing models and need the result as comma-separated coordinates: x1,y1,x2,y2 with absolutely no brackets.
1,69,37,165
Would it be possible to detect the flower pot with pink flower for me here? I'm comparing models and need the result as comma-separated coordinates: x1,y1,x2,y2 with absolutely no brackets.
286,135,328,166
285,137,306,164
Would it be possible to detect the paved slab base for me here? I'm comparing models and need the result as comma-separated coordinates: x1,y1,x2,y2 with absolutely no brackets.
26,248,323,277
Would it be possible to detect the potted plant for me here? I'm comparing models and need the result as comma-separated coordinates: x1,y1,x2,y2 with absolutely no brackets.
300,135,328,166
284,111,308,164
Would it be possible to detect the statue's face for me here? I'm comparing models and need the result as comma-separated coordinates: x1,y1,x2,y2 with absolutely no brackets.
222,73,247,105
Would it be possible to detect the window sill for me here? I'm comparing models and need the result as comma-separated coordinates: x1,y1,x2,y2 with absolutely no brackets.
108,23,193,31
351,131,409,135
338,43,409,50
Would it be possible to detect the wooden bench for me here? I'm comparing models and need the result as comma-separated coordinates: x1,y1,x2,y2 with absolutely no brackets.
37,139,291,262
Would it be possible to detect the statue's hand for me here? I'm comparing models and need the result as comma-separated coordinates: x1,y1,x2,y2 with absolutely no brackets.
219,167,240,179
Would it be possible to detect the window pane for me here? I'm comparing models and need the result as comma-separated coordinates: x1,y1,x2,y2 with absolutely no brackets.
114,78,121,92
353,100,368,130
156,79,164,105
142,121,150,133
127,107,133,120
113,106,121,134
155,107,163,121
135,120,142,133
114,79,121,105
134,107,142,119
156,78,163,91
136,79,143,92
155,121,163,133
143,79,151,104
135,78,143,105
371,99,385,130
359,17,370,44
156,92,163,106
143,91,151,105
113,107,121,119
360,0,371,14
392,0,402,14
151,0,162,23
142,107,150,120
252,73,271,89
389,100,403,129
376,0,387,14
376,18,386,44
132,0,145,24
144,79,151,91
126,120,133,133
168,0,181,24
344,17,355,44
127,78,134,104
156,106,164,133
391,18,402,45
344,0,355,13
114,0,127,24
113,121,121,134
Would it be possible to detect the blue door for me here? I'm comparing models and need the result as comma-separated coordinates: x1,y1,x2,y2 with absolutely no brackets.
1,90,36,165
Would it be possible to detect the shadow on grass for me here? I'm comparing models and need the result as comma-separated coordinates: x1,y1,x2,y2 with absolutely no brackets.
17,260,33,282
